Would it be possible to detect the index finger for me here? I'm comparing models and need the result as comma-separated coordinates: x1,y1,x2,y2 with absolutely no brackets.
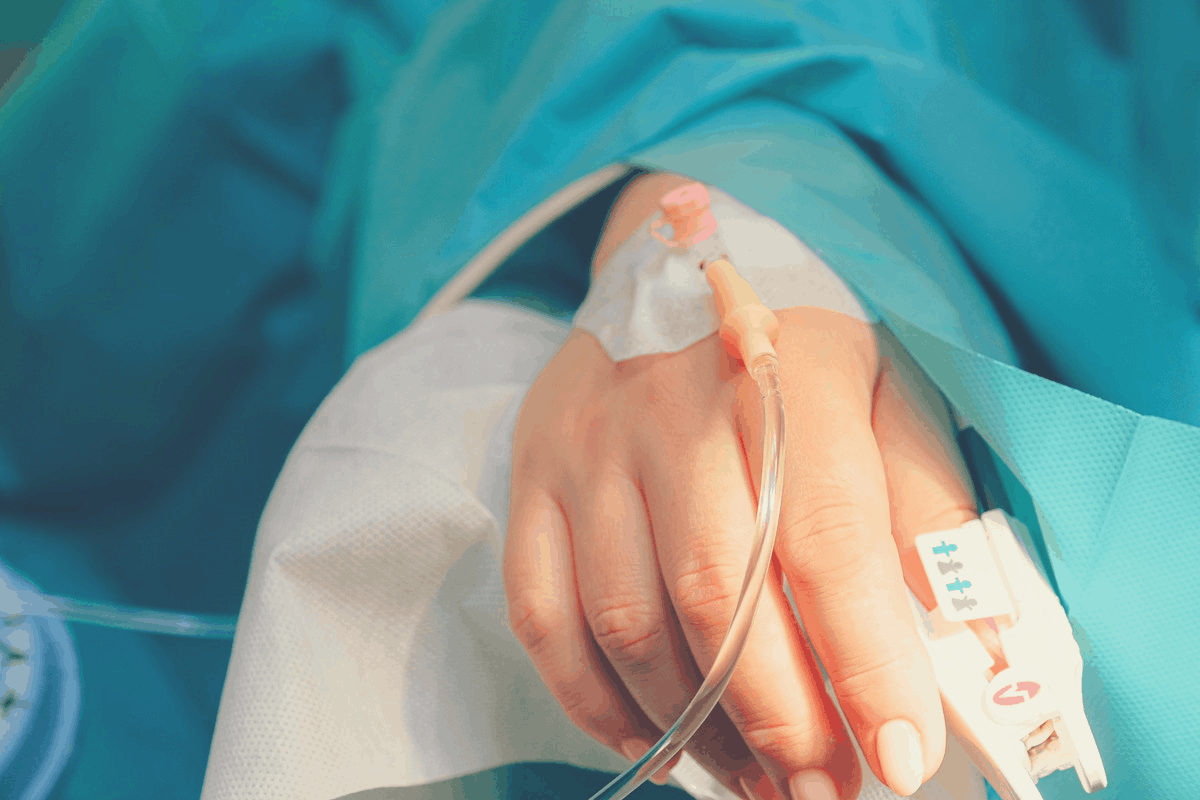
762,308,945,798
637,343,862,800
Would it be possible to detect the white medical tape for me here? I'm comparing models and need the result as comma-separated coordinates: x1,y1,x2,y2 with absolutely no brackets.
573,187,872,363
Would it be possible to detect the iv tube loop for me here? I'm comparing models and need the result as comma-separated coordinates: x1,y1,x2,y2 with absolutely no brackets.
588,250,786,800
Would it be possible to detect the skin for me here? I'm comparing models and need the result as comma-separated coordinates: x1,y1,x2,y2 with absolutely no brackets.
503,173,980,799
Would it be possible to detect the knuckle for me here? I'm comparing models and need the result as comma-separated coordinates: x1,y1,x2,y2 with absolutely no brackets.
671,560,740,633
507,597,564,655
556,674,619,737
827,649,917,705
738,713,833,764
586,599,670,675
557,680,597,722
780,493,878,575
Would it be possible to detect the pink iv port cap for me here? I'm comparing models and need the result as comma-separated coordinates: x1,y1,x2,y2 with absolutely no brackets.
653,182,718,247
660,182,710,215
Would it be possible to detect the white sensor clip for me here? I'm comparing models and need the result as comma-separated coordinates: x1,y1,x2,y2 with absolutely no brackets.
911,510,1107,800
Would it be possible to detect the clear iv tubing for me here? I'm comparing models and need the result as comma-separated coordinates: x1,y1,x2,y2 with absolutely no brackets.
15,595,237,639
588,353,786,800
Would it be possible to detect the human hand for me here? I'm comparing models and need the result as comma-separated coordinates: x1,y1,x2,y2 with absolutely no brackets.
503,175,978,800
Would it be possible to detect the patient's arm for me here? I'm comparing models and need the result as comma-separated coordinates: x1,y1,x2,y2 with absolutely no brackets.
504,173,977,800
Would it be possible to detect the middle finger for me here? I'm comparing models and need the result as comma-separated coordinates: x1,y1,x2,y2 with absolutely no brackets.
639,395,860,800
573,461,764,791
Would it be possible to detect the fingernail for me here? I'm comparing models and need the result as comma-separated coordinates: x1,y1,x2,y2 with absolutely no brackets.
738,772,783,800
876,719,925,796
788,770,838,800
620,741,671,786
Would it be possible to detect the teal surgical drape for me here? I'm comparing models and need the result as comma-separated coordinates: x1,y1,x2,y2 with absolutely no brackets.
2,1,1198,797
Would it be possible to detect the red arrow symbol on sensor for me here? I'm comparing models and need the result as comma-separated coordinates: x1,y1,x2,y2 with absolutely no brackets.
993,681,1041,706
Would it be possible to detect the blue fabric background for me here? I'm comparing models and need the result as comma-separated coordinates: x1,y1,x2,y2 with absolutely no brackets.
2,0,1198,798
1,1,439,796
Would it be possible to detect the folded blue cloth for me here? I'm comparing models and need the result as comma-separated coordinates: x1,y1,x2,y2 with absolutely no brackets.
3,0,1199,798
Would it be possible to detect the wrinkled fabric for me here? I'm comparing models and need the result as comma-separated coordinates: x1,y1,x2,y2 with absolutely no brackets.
3,0,1200,798
202,302,598,800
